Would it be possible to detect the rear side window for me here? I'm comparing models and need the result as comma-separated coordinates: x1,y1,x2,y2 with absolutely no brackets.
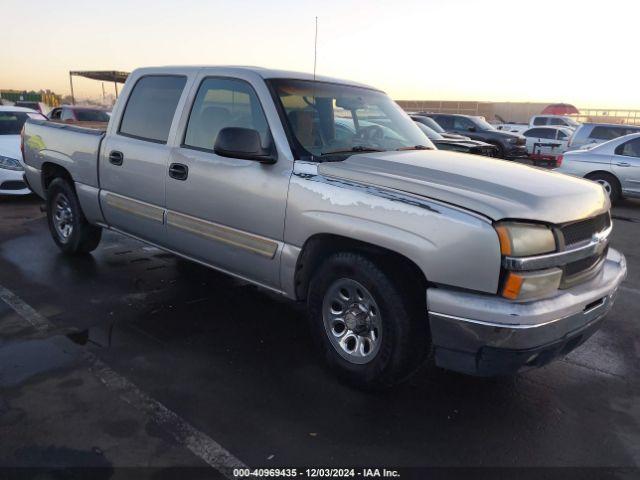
183,77,269,151
119,75,187,143
525,128,555,139
532,117,546,125
433,116,453,129
590,126,627,141
618,138,640,157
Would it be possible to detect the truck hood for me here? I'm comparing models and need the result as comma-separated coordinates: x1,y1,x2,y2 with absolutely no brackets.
317,150,609,224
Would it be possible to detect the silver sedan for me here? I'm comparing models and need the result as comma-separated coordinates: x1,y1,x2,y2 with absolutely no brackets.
555,132,640,203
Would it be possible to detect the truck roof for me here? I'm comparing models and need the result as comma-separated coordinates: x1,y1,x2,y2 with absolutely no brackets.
130,65,380,91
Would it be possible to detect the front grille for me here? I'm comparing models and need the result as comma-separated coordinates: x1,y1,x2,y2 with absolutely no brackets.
561,212,610,247
564,252,603,277
558,213,611,288
0,180,26,191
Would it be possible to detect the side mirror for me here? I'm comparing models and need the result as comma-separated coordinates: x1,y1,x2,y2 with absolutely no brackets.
467,126,476,132
214,127,276,164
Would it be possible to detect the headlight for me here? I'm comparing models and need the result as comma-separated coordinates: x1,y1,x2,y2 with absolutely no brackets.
502,268,563,300
495,222,556,257
0,155,24,171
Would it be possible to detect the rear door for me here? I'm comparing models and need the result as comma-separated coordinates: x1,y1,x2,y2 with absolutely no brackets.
164,73,292,289
613,137,640,195
99,74,190,244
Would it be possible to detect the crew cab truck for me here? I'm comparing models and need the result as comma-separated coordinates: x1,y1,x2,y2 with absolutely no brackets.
22,66,627,388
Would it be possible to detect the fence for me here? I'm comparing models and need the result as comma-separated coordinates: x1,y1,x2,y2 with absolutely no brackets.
397,100,640,126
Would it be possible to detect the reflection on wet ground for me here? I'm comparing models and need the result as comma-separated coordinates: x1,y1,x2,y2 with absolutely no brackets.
0,196,639,470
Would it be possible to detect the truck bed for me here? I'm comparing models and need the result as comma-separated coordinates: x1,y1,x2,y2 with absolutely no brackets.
23,119,106,196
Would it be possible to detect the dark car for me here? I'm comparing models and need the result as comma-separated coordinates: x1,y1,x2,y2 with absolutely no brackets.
414,121,498,157
48,105,111,123
418,113,528,159
411,115,470,140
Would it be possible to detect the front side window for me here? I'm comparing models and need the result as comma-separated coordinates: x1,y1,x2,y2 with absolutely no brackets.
269,79,430,160
49,109,61,120
453,116,476,131
558,130,568,139
61,109,75,121
119,75,187,143
184,77,270,151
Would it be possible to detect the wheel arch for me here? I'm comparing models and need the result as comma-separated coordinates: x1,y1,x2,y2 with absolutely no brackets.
41,161,74,193
292,233,428,303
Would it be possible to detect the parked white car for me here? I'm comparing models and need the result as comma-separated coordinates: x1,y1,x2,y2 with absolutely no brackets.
0,106,47,195
555,132,640,203
496,115,580,134
522,126,573,156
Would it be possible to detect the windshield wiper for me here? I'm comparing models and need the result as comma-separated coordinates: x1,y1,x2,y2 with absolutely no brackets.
320,146,386,155
396,145,433,151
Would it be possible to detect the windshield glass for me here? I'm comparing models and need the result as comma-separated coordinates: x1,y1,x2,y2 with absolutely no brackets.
471,116,496,131
269,79,432,159
415,122,443,140
417,116,445,133
75,109,110,122
0,111,46,135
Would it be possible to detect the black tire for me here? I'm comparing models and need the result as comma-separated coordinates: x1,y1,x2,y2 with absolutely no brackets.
46,177,102,254
585,172,622,205
307,252,429,389
489,143,505,159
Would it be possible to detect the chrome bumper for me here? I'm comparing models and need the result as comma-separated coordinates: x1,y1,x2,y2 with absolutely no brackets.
427,248,627,375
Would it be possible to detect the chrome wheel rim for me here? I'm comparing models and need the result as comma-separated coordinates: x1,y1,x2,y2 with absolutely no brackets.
595,179,612,196
322,278,382,364
53,193,74,241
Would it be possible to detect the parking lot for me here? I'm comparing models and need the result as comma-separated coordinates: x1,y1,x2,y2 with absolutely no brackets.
0,193,638,477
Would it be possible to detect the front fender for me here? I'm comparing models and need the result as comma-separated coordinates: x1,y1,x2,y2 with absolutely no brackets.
284,168,502,295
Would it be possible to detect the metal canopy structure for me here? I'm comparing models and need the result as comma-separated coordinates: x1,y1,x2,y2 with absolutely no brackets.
68,70,130,105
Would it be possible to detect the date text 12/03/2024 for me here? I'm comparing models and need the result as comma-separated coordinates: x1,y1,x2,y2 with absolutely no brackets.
232,468,401,477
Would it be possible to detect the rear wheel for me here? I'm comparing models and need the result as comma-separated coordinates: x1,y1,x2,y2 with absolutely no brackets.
586,172,622,204
307,252,429,389
46,178,102,254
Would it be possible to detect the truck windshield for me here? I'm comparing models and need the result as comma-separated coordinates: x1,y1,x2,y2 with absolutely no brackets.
269,79,432,160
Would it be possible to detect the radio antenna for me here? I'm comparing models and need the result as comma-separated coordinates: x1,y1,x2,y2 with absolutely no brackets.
313,16,318,81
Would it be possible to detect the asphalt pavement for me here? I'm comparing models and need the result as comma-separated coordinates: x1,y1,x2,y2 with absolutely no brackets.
0,194,639,478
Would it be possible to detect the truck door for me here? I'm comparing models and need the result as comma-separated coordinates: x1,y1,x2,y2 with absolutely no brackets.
164,75,292,290
99,75,189,245
613,136,640,196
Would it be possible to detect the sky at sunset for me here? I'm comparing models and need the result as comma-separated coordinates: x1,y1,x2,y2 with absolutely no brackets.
2,0,639,109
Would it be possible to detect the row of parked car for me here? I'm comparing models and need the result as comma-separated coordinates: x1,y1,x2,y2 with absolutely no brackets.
406,111,640,204
0,104,111,195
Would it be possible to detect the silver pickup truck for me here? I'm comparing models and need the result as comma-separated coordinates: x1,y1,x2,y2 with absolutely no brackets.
22,66,627,388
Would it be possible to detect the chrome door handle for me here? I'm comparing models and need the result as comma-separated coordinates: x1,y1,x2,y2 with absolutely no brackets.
616,161,631,167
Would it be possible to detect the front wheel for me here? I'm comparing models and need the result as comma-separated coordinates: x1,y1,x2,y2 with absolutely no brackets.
586,172,622,205
46,178,102,254
307,252,429,389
